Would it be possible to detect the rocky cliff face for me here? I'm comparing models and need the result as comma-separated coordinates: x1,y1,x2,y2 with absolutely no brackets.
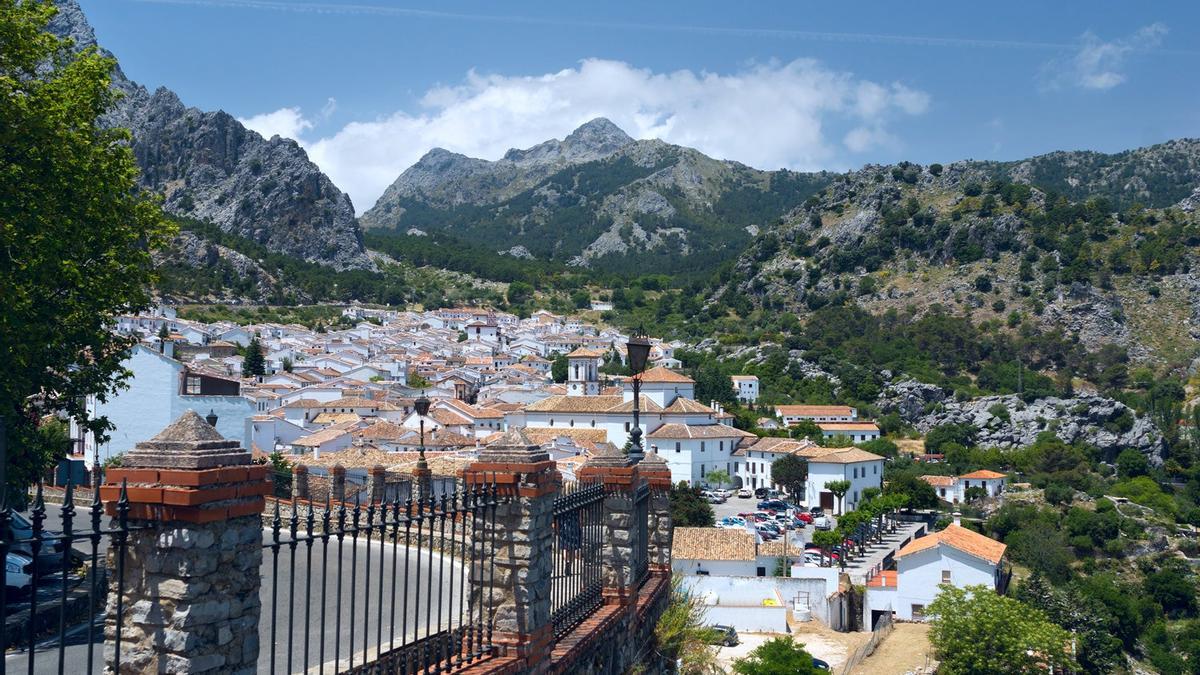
877,380,1165,463
362,119,830,273
49,0,371,271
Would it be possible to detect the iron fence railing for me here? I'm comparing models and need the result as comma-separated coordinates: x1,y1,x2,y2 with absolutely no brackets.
630,482,650,589
263,480,500,674
1,479,144,673
550,481,604,640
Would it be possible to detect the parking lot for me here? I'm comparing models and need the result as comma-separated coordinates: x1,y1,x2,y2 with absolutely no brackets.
709,493,823,554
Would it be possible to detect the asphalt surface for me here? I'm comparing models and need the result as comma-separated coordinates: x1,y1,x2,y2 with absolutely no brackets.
6,526,460,674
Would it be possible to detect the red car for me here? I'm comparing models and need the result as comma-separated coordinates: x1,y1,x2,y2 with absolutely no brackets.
795,512,814,524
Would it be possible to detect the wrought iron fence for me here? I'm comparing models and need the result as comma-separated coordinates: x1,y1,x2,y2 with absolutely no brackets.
550,481,604,640
630,482,650,589
0,479,142,673
263,479,500,674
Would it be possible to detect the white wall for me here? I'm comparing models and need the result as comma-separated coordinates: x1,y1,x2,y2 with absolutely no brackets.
806,460,882,513
893,545,999,621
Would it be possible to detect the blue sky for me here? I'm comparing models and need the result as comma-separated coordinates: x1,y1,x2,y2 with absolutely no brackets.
79,0,1200,212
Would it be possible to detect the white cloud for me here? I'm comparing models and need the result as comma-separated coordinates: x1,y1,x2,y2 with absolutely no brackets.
238,106,312,141
1041,23,1167,91
244,58,928,212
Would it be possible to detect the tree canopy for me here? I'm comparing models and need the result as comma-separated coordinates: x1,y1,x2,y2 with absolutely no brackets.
929,585,1077,674
731,636,821,675
1,0,171,494
771,455,808,497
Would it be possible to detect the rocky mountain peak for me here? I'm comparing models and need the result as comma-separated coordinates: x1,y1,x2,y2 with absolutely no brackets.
563,117,634,154
47,0,372,271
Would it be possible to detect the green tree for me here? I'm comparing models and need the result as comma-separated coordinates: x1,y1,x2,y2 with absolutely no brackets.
882,472,940,508
157,323,170,340
1,0,172,497
731,635,821,675
771,454,808,500
925,423,978,455
705,469,731,490
825,479,851,514
506,280,533,305
929,585,1077,675
244,335,266,377
1115,448,1149,479
669,481,715,527
551,352,568,383
788,419,823,443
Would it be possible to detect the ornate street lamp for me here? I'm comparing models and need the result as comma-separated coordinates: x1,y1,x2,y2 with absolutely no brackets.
626,327,652,463
414,391,431,466
205,409,219,428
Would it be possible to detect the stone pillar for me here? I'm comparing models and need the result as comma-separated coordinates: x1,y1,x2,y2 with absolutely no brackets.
412,462,432,503
578,446,640,607
291,463,309,501
330,464,346,503
463,429,559,670
368,464,386,504
100,410,268,674
639,451,674,575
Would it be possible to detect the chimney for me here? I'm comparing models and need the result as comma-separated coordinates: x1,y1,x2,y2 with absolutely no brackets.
952,511,962,526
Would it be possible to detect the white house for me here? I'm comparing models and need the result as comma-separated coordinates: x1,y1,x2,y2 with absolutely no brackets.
920,470,1008,504
776,405,857,426
733,437,815,491
817,421,881,443
671,527,786,578
83,345,254,464
864,524,1007,625
731,375,759,404
799,446,885,513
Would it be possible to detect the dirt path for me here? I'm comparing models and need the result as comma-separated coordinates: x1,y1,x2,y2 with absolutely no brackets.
849,623,936,675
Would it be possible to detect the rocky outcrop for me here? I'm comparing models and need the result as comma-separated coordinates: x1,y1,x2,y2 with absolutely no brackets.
361,117,635,223
50,0,371,271
878,381,1164,463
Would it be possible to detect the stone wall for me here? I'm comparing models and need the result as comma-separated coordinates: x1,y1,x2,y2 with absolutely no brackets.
106,517,261,674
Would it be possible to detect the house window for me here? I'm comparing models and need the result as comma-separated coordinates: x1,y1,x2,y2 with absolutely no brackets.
550,419,554,427
591,420,595,427
700,465,706,477
569,420,574,427
700,442,706,452
719,441,724,452
756,567,767,577
911,604,926,621
874,465,878,474
185,376,201,394
675,442,681,453
941,570,952,584
624,422,630,432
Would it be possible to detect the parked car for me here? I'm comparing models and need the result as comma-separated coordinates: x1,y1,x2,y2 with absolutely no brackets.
756,499,788,511
795,512,814,524
813,516,832,531
809,506,824,515
705,624,739,647
5,552,33,597
812,657,831,671
737,488,752,499
754,487,770,499
718,517,747,529
4,512,76,575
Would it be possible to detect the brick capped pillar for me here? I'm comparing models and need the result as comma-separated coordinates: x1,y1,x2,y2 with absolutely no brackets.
330,463,346,503
463,429,559,670
100,410,268,674
578,446,641,607
368,464,386,504
291,463,309,501
639,451,674,575
412,461,432,503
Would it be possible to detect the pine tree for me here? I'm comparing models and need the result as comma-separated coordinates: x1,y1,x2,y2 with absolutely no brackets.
244,336,266,377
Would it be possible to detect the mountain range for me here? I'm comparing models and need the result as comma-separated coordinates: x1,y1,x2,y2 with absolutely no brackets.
48,1,1200,372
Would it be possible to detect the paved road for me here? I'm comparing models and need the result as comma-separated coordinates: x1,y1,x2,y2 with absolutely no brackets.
711,495,814,552
6,527,460,674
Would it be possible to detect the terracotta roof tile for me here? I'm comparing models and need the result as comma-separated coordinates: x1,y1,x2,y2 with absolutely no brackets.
958,470,1007,480
896,524,1006,565
673,527,757,561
